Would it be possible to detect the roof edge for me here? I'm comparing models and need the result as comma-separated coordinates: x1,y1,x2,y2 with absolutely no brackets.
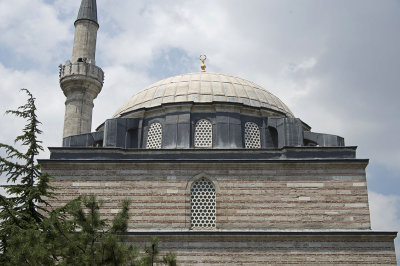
117,230,397,237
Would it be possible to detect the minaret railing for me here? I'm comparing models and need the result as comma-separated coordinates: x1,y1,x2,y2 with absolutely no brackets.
59,61,104,84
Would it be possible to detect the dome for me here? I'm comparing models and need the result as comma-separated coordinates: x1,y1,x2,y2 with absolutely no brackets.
113,72,294,118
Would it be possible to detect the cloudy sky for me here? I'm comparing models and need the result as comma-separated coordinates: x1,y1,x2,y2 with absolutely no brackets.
0,0,399,260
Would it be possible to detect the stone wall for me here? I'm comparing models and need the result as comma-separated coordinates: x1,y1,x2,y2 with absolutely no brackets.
125,233,397,265
43,160,371,230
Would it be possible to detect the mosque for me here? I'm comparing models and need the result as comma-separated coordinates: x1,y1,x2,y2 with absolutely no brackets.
40,0,397,264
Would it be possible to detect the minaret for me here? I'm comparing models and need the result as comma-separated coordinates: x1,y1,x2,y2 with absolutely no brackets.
59,0,104,140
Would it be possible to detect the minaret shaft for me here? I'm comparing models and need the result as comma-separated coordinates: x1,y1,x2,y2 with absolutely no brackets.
72,20,98,63
60,0,103,141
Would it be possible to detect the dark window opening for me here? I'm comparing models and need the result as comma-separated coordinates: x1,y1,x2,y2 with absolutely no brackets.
266,127,278,148
127,129,138,148
92,140,103,147
304,139,318,146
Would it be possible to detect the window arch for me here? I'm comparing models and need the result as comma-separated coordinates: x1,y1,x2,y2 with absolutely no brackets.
244,122,261,148
194,119,212,148
190,178,216,229
146,122,162,149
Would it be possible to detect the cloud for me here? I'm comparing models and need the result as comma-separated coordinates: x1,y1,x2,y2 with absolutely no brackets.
0,0,71,68
0,63,63,158
92,65,153,127
369,192,400,230
0,1,399,174
0,0,398,183
0,1,399,261
369,191,400,262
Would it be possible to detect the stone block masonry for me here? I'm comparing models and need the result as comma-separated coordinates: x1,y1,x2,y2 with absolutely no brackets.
123,233,397,265
40,148,397,264
43,160,371,230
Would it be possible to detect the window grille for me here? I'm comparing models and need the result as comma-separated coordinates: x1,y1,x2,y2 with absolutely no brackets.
190,178,216,229
244,122,261,148
194,119,212,148
146,122,162,149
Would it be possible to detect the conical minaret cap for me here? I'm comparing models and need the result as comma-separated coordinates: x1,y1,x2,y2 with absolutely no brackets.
76,0,98,25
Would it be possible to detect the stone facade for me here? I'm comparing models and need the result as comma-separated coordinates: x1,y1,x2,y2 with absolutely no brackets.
40,148,398,264
125,233,397,265
43,155,370,230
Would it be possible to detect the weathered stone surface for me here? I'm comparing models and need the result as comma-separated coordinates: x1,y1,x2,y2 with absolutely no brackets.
60,4,103,139
72,20,98,63
123,233,397,265
42,149,397,264
43,159,372,230
60,74,103,138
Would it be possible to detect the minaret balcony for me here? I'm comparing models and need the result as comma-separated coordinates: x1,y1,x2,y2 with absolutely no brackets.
59,61,104,84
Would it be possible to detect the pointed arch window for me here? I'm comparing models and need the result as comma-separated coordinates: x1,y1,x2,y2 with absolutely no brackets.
244,122,261,148
194,119,212,148
146,122,162,149
190,178,216,229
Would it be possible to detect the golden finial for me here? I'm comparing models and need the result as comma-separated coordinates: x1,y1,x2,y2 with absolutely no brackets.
200,55,207,72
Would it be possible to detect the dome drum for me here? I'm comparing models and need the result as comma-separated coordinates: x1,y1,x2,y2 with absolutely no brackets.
62,105,344,149
62,72,344,149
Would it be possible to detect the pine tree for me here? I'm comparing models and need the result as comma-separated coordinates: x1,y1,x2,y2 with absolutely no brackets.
0,89,177,265
49,196,177,265
0,89,54,264
52,196,135,265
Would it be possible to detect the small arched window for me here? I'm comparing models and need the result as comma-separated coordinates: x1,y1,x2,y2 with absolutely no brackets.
146,122,162,149
190,178,216,230
244,122,261,148
194,119,212,148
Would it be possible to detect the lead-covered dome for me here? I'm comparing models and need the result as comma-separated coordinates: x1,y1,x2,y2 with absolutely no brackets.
65,71,345,149
113,72,294,118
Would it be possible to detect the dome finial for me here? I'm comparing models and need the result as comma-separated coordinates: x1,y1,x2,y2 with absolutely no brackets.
200,55,207,72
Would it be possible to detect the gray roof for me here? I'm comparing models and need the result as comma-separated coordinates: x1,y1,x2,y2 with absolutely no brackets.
114,72,294,118
76,0,98,24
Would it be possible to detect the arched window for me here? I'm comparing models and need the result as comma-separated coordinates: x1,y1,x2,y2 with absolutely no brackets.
146,122,162,149
190,178,216,229
244,122,261,148
194,119,212,148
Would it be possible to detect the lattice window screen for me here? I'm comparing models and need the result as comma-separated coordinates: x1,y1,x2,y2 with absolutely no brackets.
194,119,212,148
190,178,216,229
244,122,261,148
146,122,162,149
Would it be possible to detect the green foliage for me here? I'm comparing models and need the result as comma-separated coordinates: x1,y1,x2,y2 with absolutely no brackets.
0,89,54,264
52,196,176,266
54,196,138,266
140,237,177,266
0,89,177,265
